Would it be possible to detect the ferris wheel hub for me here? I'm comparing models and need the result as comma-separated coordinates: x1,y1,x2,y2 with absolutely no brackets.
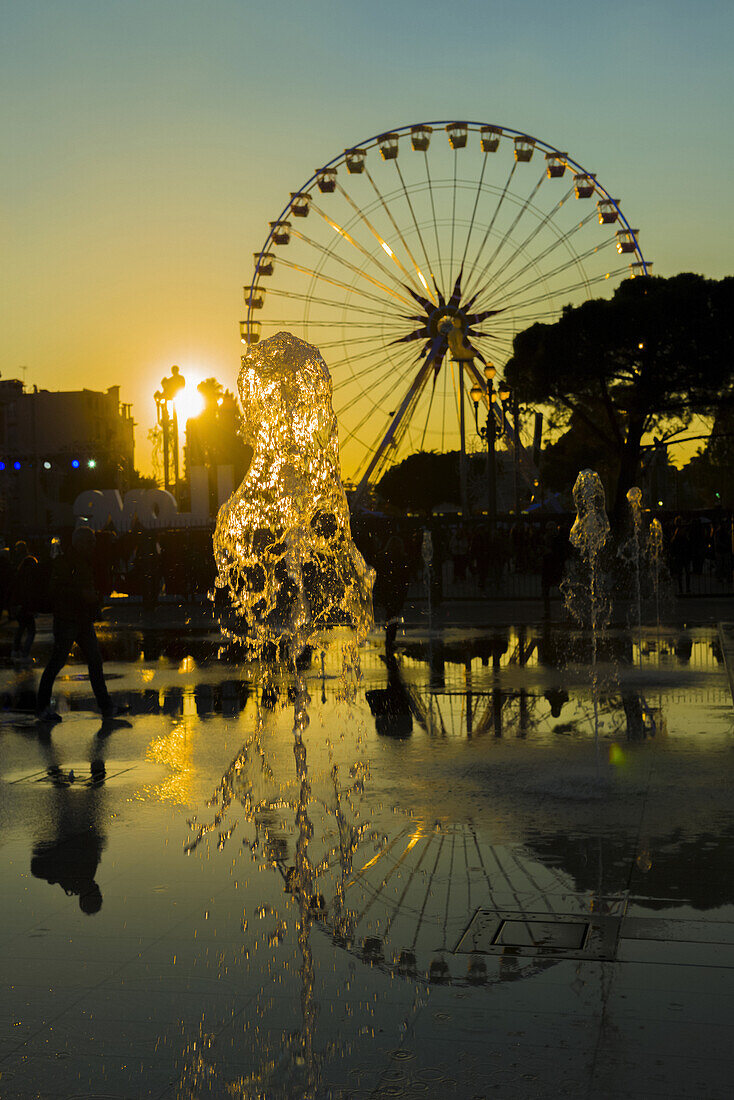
432,306,467,338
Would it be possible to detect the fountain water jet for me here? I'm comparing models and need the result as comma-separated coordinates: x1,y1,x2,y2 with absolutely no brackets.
563,470,611,772
619,486,645,666
648,517,664,636
213,331,374,661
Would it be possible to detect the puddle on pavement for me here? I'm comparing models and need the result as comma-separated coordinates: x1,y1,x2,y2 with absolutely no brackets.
1,622,733,1098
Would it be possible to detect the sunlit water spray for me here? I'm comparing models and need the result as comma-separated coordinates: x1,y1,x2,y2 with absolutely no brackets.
563,470,611,777
618,486,645,667
213,331,374,663
648,516,665,664
204,332,376,1093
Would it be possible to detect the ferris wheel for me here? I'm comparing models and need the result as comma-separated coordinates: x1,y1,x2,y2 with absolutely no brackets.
242,121,650,495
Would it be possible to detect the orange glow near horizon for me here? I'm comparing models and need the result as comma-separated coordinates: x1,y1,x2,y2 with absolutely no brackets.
173,379,205,424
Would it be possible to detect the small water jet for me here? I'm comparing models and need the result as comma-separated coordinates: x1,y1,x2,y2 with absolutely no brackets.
421,527,433,633
648,516,665,641
563,470,611,773
618,486,645,666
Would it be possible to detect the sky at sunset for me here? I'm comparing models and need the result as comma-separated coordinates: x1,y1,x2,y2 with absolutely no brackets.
2,0,733,475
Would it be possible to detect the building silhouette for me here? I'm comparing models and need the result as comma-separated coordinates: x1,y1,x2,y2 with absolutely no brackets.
0,379,135,536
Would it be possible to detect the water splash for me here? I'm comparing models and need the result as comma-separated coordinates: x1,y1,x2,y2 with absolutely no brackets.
563,470,611,770
421,528,433,634
213,331,374,660
619,486,644,666
648,516,665,644
566,470,610,638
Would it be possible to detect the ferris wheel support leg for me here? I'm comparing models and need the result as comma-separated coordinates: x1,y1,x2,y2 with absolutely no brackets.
352,358,436,507
459,361,469,516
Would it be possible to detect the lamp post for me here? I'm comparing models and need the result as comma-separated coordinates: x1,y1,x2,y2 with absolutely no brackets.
498,381,521,517
470,361,501,527
155,366,186,496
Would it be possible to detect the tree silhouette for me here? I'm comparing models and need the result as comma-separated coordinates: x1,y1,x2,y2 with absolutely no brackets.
505,274,734,525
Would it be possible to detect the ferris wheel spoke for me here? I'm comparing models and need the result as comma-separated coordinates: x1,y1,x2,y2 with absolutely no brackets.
491,248,624,310
463,161,518,299
410,833,446,951
475,205,598,307
289,227,413,306
327,344,403,381
331,347,417,391
336,347,423,432
441,829,458,949
333,181,428,297
344,827,414,894
258,319,405,330
379,835,434,941
310,199,421,296
419,377,439,450
262,284,410,321
489,846,537,929
459,150,490,273
350,360,435,472
479,185,579,295
462,829,472,915
362,168,434,299
468,168,548,301
393,159,438,293
506,847,557,915
352,830,424,926
352,356,436,489
470,825,500,910
423,150,445,290
317,331,407,351
276,256,411,311
479,243,618,318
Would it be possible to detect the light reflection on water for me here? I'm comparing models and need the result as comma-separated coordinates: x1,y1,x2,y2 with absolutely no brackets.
2,623,733,1097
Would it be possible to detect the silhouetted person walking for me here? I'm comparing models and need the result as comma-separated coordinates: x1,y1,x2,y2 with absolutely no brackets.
10,541,39,663
36,526,121,722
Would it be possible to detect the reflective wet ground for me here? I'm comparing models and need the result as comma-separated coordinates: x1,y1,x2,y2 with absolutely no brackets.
1,620,734,1099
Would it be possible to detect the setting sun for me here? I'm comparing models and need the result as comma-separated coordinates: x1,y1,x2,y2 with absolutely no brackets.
173,380,205,423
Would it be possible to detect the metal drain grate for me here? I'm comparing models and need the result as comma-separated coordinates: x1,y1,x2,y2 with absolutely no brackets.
455,908,621,960
495,918,589,950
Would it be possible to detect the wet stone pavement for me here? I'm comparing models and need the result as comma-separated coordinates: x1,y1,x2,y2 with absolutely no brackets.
1,619,733,1099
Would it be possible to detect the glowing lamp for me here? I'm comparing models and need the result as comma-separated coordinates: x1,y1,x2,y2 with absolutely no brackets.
71,459,80,469
13,461,21,470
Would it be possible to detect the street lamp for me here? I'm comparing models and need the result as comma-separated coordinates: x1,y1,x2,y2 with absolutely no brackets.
155,366,185,495
498,381,521,516
470,362,502,526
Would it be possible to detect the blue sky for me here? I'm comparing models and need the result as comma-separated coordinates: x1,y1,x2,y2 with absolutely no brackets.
2,0,732,470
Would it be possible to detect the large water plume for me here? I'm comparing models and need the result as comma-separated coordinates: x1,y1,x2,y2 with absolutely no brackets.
213,331,374,659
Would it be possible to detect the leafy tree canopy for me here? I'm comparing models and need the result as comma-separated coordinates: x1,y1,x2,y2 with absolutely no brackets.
504,273,734,523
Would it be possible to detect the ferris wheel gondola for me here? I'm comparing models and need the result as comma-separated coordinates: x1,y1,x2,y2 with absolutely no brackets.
242,121,650,496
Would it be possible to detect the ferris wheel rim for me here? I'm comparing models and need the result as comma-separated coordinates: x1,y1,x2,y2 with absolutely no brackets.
248,118,650,331
243,120,651,492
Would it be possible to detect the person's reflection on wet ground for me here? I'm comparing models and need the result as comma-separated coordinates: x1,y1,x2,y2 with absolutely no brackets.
544,687,570,719
29,720,125,915
675,631,693,663
366,652,413,738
